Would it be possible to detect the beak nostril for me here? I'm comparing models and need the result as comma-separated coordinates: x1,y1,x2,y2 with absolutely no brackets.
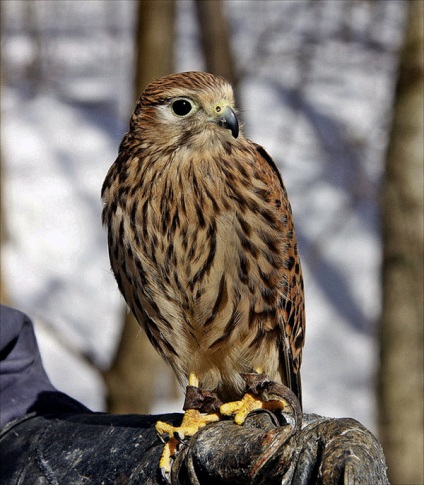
217,106,239,139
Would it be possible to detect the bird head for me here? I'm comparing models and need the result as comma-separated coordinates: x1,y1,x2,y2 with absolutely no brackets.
129,72,240,150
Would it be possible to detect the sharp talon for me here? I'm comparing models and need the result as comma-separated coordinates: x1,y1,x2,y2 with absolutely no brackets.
156,430,169,444
261,381,302,432
158,438,177,481
173,431,186,445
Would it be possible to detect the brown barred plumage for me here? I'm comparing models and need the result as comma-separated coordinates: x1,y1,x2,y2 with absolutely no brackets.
102,71,305,405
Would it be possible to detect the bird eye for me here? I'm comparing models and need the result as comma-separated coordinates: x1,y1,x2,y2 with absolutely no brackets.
171,99,194,117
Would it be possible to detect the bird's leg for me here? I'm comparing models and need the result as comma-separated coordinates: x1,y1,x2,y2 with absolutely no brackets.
220,369,285,424
155,373,222,477
220,369,302,430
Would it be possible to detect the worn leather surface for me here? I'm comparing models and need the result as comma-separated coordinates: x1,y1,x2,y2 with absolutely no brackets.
0,410,181,484
1,409,388,484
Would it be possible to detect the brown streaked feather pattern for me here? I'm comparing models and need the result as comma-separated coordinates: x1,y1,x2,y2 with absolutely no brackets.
102,71,305,404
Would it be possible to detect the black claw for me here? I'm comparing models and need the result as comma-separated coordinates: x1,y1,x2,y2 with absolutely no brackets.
173,431,188,446
156,430,170,444
240,372,303,433
263,381,303,433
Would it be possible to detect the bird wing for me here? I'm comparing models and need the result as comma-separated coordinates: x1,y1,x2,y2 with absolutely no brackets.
253,143,305,405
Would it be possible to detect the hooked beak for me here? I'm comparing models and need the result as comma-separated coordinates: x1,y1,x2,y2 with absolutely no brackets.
216,106,239,139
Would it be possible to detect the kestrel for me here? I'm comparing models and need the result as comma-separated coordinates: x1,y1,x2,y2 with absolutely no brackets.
102,71,305,474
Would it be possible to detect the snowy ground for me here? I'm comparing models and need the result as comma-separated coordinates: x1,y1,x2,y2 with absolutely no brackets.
1,1,407,433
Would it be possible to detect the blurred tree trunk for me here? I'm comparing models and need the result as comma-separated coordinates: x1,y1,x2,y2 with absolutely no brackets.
0,15,11,307
103,0,178,415
0,152,10,307
134,0,176,95
194,0,237,87
378,1,424,484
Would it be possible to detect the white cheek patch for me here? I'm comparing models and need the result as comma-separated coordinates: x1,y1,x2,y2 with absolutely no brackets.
156,104,176,123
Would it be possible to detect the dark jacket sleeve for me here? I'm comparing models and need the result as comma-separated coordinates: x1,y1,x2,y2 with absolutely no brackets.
0,305,89,428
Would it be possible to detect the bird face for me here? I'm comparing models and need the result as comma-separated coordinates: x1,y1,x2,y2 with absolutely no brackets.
130,72,240,150
167,96,239,139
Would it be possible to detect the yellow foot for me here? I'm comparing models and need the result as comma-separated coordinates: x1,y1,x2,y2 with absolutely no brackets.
220,392,288,425
156,408,220,475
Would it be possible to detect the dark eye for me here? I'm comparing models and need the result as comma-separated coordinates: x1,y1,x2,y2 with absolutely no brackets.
171,99,193,117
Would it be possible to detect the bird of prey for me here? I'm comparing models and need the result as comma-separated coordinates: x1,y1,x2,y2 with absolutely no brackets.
102,71,305,474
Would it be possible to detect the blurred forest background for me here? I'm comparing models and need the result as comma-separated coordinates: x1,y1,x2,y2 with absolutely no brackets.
1,1,422,483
